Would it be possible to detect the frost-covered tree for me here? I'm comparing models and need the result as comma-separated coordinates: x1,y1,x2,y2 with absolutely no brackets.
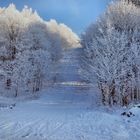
124,0,140,6
46,19,80,50
0,4,29,93
0,4,52,96
0,4,80,97
81,0,140,106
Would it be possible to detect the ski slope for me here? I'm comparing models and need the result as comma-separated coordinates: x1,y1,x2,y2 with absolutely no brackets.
0,48,140,140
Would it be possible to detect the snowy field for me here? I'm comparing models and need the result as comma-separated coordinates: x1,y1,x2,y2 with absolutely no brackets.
0,49,140,140
0,85,140,140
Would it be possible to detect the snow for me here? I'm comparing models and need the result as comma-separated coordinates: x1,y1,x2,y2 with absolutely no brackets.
0,48,140,140
1,87,139,140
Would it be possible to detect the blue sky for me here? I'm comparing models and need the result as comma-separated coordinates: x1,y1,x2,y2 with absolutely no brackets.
0,0,111,34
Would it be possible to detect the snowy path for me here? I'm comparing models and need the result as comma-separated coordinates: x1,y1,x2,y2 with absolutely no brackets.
0,86,131,140
0,84,99,140
0,48,140,140
0,88,137,140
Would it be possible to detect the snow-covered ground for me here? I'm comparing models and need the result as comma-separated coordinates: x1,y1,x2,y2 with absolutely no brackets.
0,48,140,140
1,86,140,140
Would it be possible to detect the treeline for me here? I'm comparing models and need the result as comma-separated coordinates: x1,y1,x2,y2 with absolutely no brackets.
0,4,80,97
80,0,140,106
